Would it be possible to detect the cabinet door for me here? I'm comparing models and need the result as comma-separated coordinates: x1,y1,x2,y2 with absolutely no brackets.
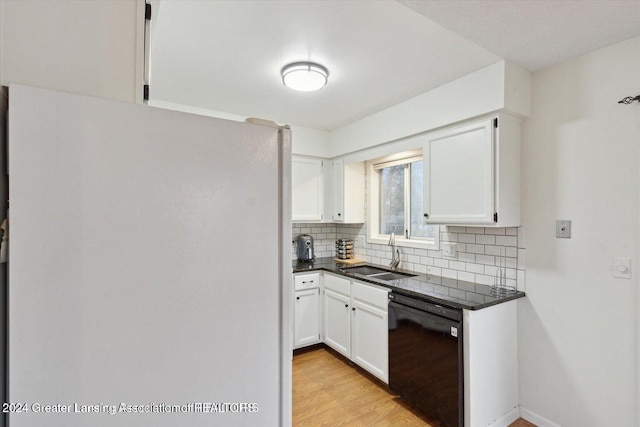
351,298,388,383
323,288,351,358
328,158,364,223
343,161,365,223
292,156,323,222
331,159,345,222
294,288,321,349
423,119,495,224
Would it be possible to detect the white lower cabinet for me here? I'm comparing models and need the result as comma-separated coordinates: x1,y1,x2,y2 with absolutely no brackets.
294,288,321,349
293,273,321,349
322,274,352,357
322,273,389,383
323,288,351,357
351,282,389,383
464,299,519,427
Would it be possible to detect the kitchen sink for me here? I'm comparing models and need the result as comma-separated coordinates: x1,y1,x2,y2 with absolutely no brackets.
341,265,389,276
341,265,416,281
367,272,414,281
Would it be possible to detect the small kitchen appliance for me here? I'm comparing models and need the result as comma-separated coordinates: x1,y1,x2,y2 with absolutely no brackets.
296,234,315,261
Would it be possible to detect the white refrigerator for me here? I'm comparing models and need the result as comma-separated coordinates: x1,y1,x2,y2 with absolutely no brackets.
7,84,292,426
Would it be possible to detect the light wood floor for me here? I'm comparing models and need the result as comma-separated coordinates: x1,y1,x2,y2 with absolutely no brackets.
293,346,536,427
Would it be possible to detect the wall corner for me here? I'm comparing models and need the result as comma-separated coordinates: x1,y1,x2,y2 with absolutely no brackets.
503,61,532,118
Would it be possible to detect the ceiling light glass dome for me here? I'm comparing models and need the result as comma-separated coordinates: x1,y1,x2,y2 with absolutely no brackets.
281,62,329,92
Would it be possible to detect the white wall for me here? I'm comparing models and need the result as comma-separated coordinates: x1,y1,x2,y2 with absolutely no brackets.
149,99,331,157
289,127,331,158
519,36,640,426
0,0,143,103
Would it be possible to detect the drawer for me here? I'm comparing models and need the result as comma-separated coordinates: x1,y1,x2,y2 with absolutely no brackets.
352,281,389,310
294,273,320,291
323,273,351,295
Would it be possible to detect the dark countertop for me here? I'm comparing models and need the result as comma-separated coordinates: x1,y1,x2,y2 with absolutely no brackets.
293,257,525,310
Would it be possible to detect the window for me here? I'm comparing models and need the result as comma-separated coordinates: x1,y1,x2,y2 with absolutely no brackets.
368,152,439,249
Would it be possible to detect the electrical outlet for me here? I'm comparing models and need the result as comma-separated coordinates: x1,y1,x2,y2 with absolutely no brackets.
556,220,571,238
442,243,457,258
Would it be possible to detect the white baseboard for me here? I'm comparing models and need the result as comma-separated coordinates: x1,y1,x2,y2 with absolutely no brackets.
487,406,520,427
520,406,561,427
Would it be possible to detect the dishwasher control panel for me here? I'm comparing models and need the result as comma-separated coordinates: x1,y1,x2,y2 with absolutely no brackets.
389,292,461,321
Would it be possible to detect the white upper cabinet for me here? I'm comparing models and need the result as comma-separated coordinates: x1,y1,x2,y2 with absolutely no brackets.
292,156,324,222
422,115,521,227
423,119,494,224
291,156,365,224
328,158,365,223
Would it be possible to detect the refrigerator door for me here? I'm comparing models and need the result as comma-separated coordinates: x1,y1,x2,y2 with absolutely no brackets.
8,84,291,426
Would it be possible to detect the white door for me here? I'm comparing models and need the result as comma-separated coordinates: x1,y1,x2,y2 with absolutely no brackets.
323,289,351,357
8,85,290,427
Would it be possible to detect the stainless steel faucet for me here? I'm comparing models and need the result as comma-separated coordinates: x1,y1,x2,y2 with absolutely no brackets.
388,232,400,270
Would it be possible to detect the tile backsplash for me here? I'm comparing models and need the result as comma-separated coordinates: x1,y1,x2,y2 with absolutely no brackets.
292,223,526,291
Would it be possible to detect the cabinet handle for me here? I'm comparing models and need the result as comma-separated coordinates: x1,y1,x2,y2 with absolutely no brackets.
352,307,356,311
302,280,314,284
296,297,300,300
423,213,429,218
344,304,349,308
337,213,342,217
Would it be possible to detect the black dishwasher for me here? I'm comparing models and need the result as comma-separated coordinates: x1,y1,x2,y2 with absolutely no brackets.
388,292,463,427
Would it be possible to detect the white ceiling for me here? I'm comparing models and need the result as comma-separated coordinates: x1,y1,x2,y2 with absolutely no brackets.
150,0,640,131
400,0,640,71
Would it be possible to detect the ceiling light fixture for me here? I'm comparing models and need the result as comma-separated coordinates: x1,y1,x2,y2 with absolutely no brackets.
281,62,329,92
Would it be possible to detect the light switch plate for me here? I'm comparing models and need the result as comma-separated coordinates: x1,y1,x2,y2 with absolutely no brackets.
613,257,631,279
556,220,571,238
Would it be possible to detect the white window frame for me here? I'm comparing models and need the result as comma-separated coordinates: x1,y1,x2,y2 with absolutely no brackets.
367,150,439,250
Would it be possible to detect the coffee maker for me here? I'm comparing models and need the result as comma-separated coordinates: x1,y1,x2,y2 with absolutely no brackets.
296,234,315,261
